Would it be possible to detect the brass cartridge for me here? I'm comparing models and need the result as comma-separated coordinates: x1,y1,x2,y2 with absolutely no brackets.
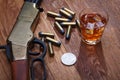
66,25,72,40
41,37,45,42
54,21,65,35
59,9,73,19
76,20,81,33
55,17,71,22
60,22,76,26
48,42,54,57
39,32,54,38
62,7,75,16
46,37,61,46
47,11,62,18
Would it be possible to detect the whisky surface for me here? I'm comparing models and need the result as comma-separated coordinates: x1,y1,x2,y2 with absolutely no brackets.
80,13,107,41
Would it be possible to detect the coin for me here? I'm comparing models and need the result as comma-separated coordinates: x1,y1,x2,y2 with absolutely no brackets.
61,53,77,66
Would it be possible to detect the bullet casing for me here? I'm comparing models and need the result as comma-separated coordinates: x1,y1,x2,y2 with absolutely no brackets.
55,17,71,22
59,9,73,19
62,7,75,16
39,32,54,38
76,20,81,33
54,21,65,35
48,42,54,57
60,22,76,26
76,20,80,27
41,37,45,42
46,37,61,46
47,11,62,18
66,25,72,40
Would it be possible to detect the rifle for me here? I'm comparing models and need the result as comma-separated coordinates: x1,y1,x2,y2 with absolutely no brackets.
0,0,46,80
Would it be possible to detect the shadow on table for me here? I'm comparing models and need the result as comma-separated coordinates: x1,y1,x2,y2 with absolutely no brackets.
76,41,108,80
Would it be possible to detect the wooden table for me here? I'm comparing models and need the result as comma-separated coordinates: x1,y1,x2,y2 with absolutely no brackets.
0,0,120,80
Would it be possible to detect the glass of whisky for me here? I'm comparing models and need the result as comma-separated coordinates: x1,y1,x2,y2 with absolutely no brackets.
79,7,108,45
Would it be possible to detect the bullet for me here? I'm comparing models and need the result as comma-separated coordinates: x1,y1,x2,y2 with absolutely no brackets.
54,21,65,35
76,20,81,33
55,17,71,22
48,42,54,57
59,9,73,19
62,7,75,16
47,11,62,18
39,32,54,38
66,25,72,40
60,22,76,26
46,37,61,47
41,37,45,42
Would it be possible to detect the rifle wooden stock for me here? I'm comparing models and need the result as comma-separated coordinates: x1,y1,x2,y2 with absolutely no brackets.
11,60,29,80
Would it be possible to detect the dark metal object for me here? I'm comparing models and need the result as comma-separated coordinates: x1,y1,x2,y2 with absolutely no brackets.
55,17,71,22
54,21,65,35
48,42,54,57
59,9,73,19
46,37,61,47
0,41,13,61
28,38,47,80
66,25,72,40
26,0,44,12
47,11,61,18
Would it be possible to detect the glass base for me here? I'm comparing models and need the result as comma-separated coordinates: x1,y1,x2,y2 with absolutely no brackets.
82,39,101,45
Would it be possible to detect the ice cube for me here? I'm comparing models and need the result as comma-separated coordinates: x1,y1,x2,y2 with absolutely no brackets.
86,22,95,30
96,21,105,27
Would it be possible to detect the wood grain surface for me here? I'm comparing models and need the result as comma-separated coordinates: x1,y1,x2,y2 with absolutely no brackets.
0,0,120,80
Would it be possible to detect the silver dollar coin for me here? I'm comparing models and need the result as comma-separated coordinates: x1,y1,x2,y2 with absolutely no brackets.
61,53,77,66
